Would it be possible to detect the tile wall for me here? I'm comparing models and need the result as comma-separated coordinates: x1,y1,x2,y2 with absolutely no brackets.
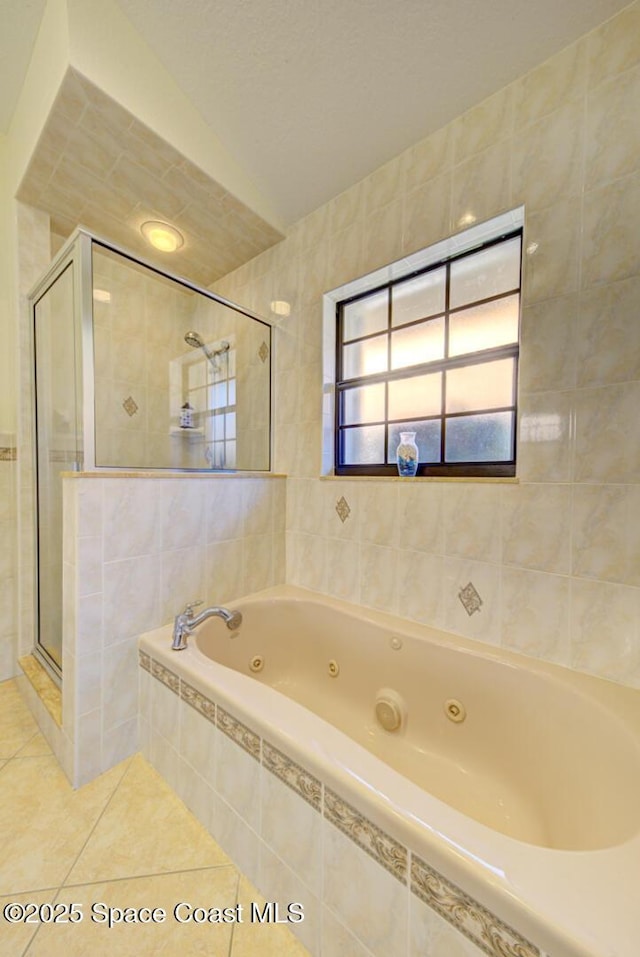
214,1,640,690
0,435,17,681
63,473,285,785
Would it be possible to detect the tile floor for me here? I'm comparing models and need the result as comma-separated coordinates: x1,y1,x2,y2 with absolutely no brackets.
0,679,310,956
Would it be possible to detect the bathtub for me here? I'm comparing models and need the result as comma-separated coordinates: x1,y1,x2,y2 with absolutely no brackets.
138,585,640,957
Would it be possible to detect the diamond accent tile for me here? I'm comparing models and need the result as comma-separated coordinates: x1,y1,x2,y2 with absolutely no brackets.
122,395,139,417
335,495,351,523
258,341,269,363
458,582,483,616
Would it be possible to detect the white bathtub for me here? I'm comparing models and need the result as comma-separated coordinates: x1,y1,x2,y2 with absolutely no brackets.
139,585,640,957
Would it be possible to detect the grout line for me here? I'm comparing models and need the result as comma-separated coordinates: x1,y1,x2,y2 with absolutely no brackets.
60,861,239,892
53,754,135,893
228,870,242,957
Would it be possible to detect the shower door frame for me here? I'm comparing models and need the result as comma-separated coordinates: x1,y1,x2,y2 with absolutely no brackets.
28,227,274,684
29,231,94,683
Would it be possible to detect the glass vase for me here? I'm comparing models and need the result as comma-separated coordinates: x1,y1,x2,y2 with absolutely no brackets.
396,431,418,477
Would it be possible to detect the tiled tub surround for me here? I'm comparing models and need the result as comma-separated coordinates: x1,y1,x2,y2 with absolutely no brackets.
57,472,285,787
214,0,640,692
139,586,640,957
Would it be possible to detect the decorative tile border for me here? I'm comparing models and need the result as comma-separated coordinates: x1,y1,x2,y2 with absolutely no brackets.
0,448,17,461
140,653,540,957
325,787,407,884
263,741,322,810
411,857,540,957
217,705,261,760
150,659,180,694
181,681,216,724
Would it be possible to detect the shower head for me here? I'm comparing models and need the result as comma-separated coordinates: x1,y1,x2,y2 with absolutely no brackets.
184,331,230,368
184,331,205,350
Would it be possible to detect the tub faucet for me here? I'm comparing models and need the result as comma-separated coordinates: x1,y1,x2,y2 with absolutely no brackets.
171,599,242,650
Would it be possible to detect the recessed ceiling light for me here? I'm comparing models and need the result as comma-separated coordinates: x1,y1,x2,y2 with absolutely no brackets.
141,220,184,252
270,300,291,317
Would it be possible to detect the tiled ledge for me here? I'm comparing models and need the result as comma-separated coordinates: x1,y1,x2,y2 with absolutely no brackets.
18,654,62,727
61,470,287,479
140,649,541,957
319,474,519,483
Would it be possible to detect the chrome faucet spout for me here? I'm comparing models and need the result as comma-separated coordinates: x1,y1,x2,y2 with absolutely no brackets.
171,601,242,651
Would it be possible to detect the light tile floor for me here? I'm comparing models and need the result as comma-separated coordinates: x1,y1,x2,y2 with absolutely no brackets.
0,679,310,957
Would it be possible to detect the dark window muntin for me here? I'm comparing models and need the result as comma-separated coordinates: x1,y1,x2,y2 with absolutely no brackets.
335,228,522,477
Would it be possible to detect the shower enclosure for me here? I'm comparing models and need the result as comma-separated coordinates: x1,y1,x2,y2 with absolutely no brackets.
29,229,272,680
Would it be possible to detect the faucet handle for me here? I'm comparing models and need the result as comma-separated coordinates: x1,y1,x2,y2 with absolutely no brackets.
183,599,203,617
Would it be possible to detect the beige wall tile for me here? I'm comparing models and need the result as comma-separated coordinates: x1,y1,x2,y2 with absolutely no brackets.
575,276,640,387
582,170,640,287
501,484,571,574
451,141,512,233
403,124,453,192
586,64,640,189
570,578,640,683
523,197,581,303
587,2,640,88
443,558,501,644
360,543,398,613
513,100,585,212
261,770,322,896
443,485,502,563
573,381,640,483
572,484,640,585
513,39,586,129
323,820,407,957
501,567,570,663
519,294,577,393
517,392,573,483
403,171,452,256
452,86,513,164
396,550,444,628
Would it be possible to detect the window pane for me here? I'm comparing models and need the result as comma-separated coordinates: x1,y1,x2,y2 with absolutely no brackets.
388,420,441,464
343,383,385,425
388,372,441,420
392,267,446,326
342,334,388,379
391,318,444,369
213,412,225,441
209,381,227,409
449,294,519,357
343,290,388,341
446,412,514,462
446,358,514,414
450,237,521,309
342,425,385,464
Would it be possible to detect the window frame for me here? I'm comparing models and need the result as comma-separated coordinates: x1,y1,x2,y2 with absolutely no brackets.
334,228,523,478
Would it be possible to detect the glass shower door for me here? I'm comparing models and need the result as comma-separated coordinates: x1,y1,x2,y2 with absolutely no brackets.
33,259,81,677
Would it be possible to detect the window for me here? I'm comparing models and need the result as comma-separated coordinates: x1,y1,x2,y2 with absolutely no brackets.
184,339,237,468
334,227,522,477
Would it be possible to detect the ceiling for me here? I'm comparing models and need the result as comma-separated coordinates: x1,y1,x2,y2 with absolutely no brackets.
1,0,632,278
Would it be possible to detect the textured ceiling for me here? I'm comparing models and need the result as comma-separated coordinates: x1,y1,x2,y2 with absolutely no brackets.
114,0,631,224
2,0,633,282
